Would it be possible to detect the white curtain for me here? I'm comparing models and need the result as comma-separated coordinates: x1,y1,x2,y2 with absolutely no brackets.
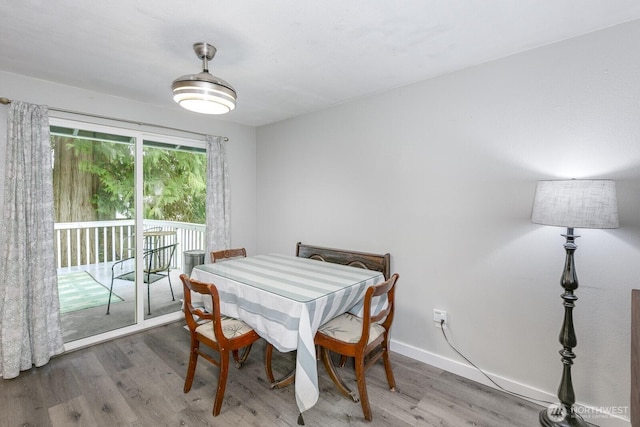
205,135,230,254
0,101,64,379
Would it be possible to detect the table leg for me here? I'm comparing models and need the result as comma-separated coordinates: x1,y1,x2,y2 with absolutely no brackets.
320,347,359,402
264,342,297,389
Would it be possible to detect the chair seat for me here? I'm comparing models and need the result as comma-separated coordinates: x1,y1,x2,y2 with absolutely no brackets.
196,317,255,341
318,313,386,345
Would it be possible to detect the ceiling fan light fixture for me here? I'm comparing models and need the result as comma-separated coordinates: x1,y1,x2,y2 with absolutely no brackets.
171,43,236,115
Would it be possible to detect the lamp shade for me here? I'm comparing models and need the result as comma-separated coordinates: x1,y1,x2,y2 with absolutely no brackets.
531,179,619,229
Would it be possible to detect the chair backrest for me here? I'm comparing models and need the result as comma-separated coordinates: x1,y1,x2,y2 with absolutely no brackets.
296,242,391,279
360,273,399,346
180,274,228,344
211,248,247,263
144,243,178,273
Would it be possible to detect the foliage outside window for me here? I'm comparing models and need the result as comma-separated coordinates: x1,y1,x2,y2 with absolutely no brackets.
51,132,206,224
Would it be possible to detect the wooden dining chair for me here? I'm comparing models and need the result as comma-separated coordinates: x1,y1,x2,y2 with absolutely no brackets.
210,247,247,263
179,274,261,417
314,273,399,421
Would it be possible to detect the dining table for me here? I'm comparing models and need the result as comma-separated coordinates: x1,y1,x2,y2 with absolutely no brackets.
190,253,385,419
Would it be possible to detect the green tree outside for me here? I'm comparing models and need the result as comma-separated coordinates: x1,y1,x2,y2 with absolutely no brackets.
53,135,206,224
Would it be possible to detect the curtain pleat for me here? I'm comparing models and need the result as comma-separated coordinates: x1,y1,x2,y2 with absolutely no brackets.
205,135,230,254
0,101,64,379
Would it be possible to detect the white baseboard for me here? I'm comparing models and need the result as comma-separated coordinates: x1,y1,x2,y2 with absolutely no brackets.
390,339,631,427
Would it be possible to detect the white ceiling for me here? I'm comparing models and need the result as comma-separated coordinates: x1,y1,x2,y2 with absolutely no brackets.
2,1,640,127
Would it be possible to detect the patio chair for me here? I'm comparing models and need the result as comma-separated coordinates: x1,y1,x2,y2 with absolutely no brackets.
107,242,179,315
180,274,260,417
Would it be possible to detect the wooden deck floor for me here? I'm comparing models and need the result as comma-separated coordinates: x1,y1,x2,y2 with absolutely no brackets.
0,321,544,426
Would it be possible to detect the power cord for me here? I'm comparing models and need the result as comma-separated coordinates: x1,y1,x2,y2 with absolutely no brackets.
440,319,591,425
438,320,590,424
438,319,556,406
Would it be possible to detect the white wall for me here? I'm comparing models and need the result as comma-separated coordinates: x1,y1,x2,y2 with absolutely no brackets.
256,20,640,426
0,71,257,253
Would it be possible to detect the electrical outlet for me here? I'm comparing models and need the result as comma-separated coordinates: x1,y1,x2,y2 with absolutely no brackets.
433,309,447,327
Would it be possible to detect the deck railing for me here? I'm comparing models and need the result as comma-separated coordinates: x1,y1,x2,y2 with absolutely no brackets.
53,219,206,269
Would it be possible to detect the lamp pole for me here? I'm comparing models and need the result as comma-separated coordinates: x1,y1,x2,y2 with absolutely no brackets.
539,228,587,427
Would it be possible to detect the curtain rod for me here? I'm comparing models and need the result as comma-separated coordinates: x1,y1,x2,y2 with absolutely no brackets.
0,97,229,141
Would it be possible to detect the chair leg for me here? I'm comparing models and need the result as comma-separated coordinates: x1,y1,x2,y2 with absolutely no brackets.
184,339,200,393
382,340,396,391
354,356,372,421
147,282,152,315
106,276,115,314
167,268,175,301
338,355,348,367
233,344,253,369
213,351,230,416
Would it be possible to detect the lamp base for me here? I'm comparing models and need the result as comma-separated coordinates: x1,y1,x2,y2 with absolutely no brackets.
540,408,589,427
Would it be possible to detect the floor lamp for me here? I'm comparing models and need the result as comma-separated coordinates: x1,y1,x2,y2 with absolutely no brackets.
531,179,618,427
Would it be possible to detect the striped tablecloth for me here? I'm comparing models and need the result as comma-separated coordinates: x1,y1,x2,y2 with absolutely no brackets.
191,253,385,415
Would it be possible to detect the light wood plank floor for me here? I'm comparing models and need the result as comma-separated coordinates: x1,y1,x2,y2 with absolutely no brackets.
0,321,543,426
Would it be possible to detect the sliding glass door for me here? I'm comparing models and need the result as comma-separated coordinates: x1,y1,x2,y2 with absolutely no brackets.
51,123,137,342
141,139,207,320
50,119,206,344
